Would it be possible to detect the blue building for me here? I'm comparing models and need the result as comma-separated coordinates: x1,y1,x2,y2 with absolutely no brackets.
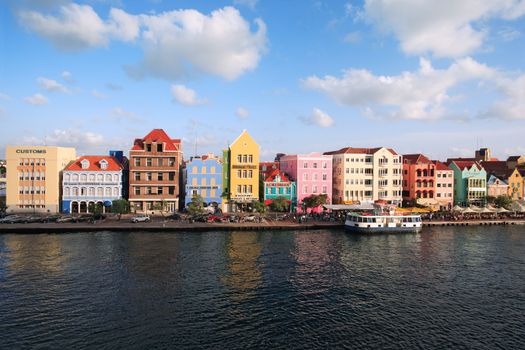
185,155,223,208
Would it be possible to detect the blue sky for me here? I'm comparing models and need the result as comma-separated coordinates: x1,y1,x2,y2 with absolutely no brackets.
1,0,525,161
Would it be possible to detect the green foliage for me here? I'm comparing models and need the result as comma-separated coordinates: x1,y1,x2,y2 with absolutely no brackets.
486,196,496,205
251,200,268,213
301,194,328,210
188,194,206,215
112,199,130,218
269,196,289,212
495,195,513,209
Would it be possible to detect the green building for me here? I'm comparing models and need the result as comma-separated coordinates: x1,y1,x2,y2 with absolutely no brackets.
447,160,487,206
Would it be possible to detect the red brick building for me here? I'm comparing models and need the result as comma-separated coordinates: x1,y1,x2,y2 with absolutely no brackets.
129,129,182,213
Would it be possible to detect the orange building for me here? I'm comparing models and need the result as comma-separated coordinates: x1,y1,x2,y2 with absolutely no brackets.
402,154,437,207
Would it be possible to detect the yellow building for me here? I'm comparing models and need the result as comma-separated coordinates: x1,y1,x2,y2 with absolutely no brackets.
508,168,524,200
6,146,77,213
223,130,260,212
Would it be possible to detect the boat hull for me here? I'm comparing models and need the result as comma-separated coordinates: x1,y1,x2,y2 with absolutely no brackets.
344,221,422,233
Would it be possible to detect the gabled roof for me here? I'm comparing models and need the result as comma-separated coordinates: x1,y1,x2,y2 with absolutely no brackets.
324,147,398,156
507,156,523,162
488,174,508,186
65,156,123,172
264,169,290,183
403,154,432,164
448,160,483,171
432,160,452,171
131,129,181,151
481,161,512,178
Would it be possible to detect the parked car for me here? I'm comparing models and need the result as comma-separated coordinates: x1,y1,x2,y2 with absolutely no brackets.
24,215,45,223
0,215,23,224
75,215,93,223
43,215,60,223
56,215,75,223
169,213,182,220
131,214,150,223
93,213,106,221
207,215,227,223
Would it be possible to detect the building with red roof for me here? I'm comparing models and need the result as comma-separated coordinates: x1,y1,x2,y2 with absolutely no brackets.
402,154,437,208
62,155,124,214
263,168,296,209
129,129,182,213
432,160,454,210
446,160,487,206
323,146,402,205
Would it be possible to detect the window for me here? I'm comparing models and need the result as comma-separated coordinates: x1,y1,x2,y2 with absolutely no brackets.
237,170,242,178
105,188,111,196
313,162,318,168
147,187,152,195
89,187,95,196
158,158,163,166
248,170,253,178
323,162,327,168
100,160,108,170
106,174,112,182
211,166,216,173
169,172,175,181
146,144,152,152
322,186,327,193
81,174,87,182
134,187,140,195
313,173,318,181
81,187,86,196
72,187,78,196
169,158,175,167
146,158,152,167
237,185,242,193
169,186,175,195
322,174,327,181
89,174,95,182
303,186,308,194
248,185,252,193
147,172,152,181
134,173,141,181
303,162,308,168
157,144,163,152
114,174,119,182
64,188,70,196
243,155,248,163
157,173,163,181
237,155,242,163
313,186,318,193
157,187,163,195
97,187,103,196
303,173,308,181
201,166,207,174
248,155,253,163
135,158,140,167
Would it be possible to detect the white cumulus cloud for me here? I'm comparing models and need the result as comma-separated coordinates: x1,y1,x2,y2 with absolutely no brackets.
171,85,207,106
479,74,525,120
363,0,525,57
18,3,140,51
61,70,74,83
300,108,335,127
37,77,70,93
303,57,495,120
24,93,49,105
236,107,249,119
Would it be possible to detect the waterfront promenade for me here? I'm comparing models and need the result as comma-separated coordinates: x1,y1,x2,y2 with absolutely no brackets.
0,218,524,233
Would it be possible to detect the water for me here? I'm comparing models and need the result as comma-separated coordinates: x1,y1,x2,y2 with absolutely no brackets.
0,227,524,349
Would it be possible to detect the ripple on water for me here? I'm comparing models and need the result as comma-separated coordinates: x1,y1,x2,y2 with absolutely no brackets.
0,227,524,349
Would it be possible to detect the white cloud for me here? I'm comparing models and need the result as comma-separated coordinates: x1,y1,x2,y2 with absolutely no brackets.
171,84,207,106
18,3,140,51
233,0,258,9
61,70,74,83
105,82,123,91
37,77,70,93
343,31,361,43
363,0,525,57
20,128,125,155
91,89,107,99
498,27,521,41
110,107,142,122
24,93,49,105
133,7,267,80
236,107,249,118
19,5,267,80
479,74,525,120
303,57,495,120
0,92,10,100
300,108,335,127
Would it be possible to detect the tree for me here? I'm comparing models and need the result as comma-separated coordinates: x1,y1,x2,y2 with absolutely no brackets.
151,199,169,217
495,195,513,209
112,199,129,220
251,200,268,213
187,195,206,216
486,196,496,205
269,196,289,212
301,194,328,212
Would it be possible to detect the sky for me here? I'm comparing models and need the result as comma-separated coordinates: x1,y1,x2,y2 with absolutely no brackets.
1,0,525,161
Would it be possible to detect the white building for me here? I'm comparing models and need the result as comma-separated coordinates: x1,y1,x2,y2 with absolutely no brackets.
62,156,124,213
324,147,403,205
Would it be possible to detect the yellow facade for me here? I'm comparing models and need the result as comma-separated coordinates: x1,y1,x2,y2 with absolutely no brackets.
6,146,76,213
228,130,259,204
507,168,524,200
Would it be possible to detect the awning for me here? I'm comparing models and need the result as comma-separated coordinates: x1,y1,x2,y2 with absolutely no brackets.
323,203,375,211
104,200,112,207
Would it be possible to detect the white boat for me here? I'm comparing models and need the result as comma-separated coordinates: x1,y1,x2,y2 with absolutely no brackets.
344,208,422,233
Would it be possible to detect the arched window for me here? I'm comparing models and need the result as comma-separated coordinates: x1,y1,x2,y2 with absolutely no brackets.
97,187,103,197
72,174,79,182
81,174,87,182
89,174,95,182
81,187,87,196
105,187,111,196
97,174,103,182
65,174,71,181
416,169,422,177
423,169,428,177
64,187,70,196
106,174,112,182
113,174,119,182
89,187,95,196
72,187,78,196
113,187,118,196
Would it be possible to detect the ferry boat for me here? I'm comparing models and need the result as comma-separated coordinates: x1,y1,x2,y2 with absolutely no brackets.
344,206,422,233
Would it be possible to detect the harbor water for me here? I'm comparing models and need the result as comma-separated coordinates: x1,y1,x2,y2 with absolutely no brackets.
1,226,524,349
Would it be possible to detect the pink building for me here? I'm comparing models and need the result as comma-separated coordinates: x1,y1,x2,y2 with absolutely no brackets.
433,161,454,210
279,153,332,213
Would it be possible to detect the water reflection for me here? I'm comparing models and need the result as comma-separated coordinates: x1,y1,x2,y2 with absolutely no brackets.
221,232,263,300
